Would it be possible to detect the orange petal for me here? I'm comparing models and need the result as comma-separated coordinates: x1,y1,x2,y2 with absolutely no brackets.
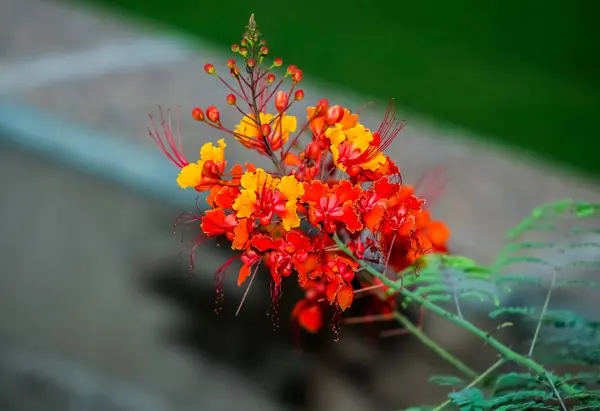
428,220,450,247
283,152,302,167
237,263,251,286
325,281,340,304
298,304,323,333
336,284,354,311
364,205,384,232
232,218,250,250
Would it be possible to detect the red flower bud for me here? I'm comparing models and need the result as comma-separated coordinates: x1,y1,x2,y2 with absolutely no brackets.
292,69,303,83
315,99,329,115
247,58,256,68
259,46,268,55
286,65,297,76
346,165,362,177
230,66,241,78
202,160,220,179
294,89,305,101
261,123,271,137
227,59,236,68
325,105,344,125
204,63,215,75
274,91,289,113
260,39,267,45
240,39,248,46
342,271,355,283
273,58,283,67
191,107,205,121
267,73,276,84
226,94,236,105
206,106,220,123
231,44,240,52
305,142,321,160
239,48,248,57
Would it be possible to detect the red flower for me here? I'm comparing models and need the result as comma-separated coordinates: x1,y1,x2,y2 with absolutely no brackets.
302,180,363,233
250,231,314,285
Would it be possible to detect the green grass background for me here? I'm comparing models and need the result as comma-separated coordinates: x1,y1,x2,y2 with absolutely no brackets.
79,0,600,177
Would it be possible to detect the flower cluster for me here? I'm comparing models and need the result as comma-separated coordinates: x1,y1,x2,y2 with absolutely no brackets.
149,15,450,336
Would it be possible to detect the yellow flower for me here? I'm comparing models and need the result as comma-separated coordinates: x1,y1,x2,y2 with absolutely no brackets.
232,189,257,218
176,163,204,189
232,168,280,218
326,123,386,172
176,139,226,189
277,175,305,231
234,112,297,143
239,168,280,192
199,138,226,164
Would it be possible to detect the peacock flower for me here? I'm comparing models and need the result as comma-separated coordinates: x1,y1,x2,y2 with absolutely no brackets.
176,139,227,190
232,168,304,230
234,112,297,153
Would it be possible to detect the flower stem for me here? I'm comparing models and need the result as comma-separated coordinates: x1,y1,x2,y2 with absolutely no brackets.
332,234,578,395
392,311,478,379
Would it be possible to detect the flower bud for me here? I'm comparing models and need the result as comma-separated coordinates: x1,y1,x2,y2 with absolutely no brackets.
305,142,321,160
239,48,248,57
241,39,248,47
206,106,220,123
227,59,236,68
231,44,240,52
325,105,344,125
261,123,271,137
273,58,283,67
259,46,268,55
315,99,329,115
294,89,305,101
292,69,303,83
191,107,205,122
202,160,220,179
226,94,236,105
230,66,241,78
267,73,276,84
260,39,267,45
204,63,215,75
286,65,297,76
246,58,256,68
342,271,355,283
274,91,289,113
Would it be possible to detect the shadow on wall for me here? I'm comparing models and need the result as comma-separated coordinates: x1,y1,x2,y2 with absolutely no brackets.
140,258,421,411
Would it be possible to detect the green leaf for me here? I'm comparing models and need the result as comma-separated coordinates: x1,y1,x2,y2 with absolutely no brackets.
489,307,536,319
555,279,600,290
495,402,541,411
499,241,555,254
448,387,486,410
495,256,552,268
428,375,464,387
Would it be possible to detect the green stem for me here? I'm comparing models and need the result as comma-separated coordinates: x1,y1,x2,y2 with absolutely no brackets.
392,311,478,379
430,358,505,411
332,235,578,395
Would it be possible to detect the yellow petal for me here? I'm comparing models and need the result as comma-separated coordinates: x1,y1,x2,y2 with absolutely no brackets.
176,163,203,189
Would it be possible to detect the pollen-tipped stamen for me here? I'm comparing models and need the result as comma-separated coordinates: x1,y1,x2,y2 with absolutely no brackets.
148,106,188,169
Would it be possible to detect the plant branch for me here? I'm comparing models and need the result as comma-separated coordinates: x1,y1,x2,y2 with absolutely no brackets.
392,311,478,379
332,234,579,395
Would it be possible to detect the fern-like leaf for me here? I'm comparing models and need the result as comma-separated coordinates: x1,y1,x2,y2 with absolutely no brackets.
493,199,600,362
399,254,506,314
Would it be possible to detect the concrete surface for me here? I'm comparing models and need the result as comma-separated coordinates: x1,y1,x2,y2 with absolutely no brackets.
1,0,600,410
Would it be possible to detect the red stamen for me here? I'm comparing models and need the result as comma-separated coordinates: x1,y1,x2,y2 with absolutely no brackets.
148,106,188,169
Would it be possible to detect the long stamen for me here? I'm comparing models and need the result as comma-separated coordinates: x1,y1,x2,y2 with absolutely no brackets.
235,264,260,316
147,107,188,168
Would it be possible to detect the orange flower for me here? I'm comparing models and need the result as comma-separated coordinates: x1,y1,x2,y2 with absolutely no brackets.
302,180,363,233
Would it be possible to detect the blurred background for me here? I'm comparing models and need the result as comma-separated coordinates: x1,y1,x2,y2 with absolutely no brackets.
0,0,599,410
